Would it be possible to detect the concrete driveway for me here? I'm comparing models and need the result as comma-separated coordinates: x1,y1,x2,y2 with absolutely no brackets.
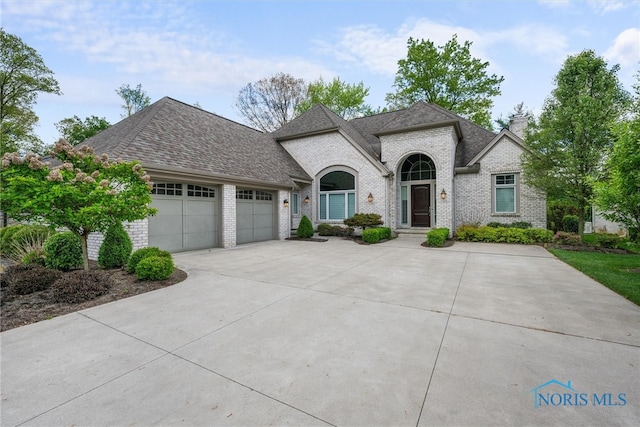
1,235,639,426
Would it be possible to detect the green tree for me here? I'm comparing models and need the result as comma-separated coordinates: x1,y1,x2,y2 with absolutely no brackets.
116,83,150,118
0,29,61,155
594,74,640,241
235,72,306,132
522,50,629,236
296,77,371,119
385,35,504,128
1,139,157,270
55,115,110,145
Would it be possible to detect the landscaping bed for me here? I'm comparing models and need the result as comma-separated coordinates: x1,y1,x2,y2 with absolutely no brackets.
0,259,187,332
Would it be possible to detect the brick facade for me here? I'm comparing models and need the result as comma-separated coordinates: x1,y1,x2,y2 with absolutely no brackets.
280,133,389,228
454,137,546,229
87,220,148,260
380,127,457,233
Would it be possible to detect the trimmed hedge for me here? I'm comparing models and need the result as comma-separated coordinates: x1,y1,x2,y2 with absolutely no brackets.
456,225,553,244
98,222,132,269
127,247,172,274
317,223,353,237
135,255,175,280
361,227,392,244
43,231,83,271
296,215,314,238
486,221,532,229
426,228,449,247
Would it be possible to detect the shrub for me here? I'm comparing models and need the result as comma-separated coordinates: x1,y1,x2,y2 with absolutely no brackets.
362,227,392,244
296,215,314,238
456,225,552,244
50,270,113,303
553,231,583,246
4,264,61,295
317,223,353,237
43,231,83,271
487,221,532,229
547,200,580,232
344,213,383,229
127,247,172,274
0,224,25,257
135,255,175,280
426,228,449,247
7,225,54,265
98,222,133,269
588,233,623,249
562,215,579,233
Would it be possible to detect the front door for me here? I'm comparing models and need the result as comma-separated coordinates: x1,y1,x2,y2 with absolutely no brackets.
411,185,431,227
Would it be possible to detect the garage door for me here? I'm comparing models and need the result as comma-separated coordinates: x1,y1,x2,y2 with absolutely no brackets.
148,183,218,252
236,189,275,244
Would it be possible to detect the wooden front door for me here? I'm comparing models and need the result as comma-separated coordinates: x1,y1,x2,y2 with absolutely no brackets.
411,185,431,227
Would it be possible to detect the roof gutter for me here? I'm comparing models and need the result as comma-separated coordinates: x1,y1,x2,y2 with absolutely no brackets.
454,164,481,175
142,164,296,190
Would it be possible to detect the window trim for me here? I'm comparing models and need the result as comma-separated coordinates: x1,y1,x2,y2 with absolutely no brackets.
291,192,300,216
492,173,519,215
317,167,357,222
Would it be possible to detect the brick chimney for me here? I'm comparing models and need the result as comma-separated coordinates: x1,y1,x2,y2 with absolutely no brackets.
508,113,529,139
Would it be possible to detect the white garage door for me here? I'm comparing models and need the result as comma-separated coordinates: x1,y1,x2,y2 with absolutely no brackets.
236,189,275,244
149,183,218,252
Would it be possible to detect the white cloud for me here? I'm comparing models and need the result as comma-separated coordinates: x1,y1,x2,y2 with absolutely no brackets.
538,0,572,8
317,18,570,76
604,28,640,68
587,0,629,13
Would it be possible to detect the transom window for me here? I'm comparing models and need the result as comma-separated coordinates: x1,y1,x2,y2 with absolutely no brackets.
255,191,273,201
236,189,253,200
152,183,183,196
187,184,215,198
493,174,518,213
319,171,356,220
401,154,436,181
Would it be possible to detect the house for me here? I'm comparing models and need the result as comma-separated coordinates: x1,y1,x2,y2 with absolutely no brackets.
82,97,546,258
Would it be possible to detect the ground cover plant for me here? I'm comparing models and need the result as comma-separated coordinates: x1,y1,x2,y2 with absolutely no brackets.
548,249,640,306
1,236,185,331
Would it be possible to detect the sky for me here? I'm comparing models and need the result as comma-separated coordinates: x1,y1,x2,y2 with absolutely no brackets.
2,0,639,145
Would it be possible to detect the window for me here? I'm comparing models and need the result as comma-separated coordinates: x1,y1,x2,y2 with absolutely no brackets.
152,183,183,196
493,174,518,213
401,154,436,181
187,184,215,198
319,170,356,220
255,191,273,201
291,192,300,215
236,189,253,200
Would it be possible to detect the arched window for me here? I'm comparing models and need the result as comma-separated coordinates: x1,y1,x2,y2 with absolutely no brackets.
400,154,436,181
319,171,356,220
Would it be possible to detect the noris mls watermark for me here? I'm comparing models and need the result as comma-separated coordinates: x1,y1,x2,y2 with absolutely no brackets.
529,379,627,409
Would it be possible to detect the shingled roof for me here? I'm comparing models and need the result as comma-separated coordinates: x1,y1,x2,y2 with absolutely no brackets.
274,101,497,168
80,97,310,187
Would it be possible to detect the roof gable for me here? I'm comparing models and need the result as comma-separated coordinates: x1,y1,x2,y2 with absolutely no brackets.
466,129,526,165
81,97,310,187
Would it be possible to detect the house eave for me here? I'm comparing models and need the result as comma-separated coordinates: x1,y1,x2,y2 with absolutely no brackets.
375,120,463,139
142,164,295,190
454,164,481,175
274,127,340,142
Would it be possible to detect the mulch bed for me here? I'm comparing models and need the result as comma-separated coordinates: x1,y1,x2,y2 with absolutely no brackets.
0,259,187,332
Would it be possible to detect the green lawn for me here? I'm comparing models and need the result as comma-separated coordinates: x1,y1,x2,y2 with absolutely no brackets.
549,249,640,306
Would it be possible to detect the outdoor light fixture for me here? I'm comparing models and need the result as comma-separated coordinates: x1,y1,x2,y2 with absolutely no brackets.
440,189,447,200
367,193,374,203
304,195,310,204
283,199,289,208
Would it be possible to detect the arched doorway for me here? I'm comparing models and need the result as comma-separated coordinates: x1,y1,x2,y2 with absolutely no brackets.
399,154,436,227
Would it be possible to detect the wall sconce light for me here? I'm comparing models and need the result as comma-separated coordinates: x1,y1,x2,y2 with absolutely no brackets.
440,189,447,200
304,195,310,204
283,199,289,208
367,193,374,203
